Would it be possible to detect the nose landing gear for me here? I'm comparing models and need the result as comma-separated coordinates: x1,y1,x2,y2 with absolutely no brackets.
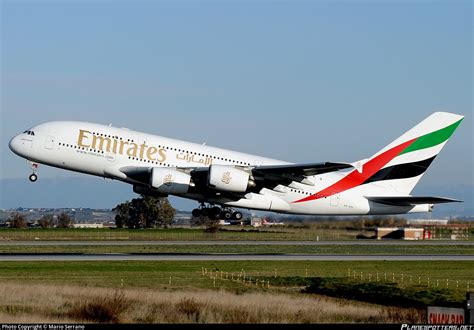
28,161,39,182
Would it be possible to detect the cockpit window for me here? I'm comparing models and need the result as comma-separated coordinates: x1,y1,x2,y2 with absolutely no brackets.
24,130,35,136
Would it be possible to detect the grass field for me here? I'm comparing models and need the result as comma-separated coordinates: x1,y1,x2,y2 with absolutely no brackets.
0,226,471,241
0,227,374,241
0,282,422,323
0,243,473,254
0,260,471,323
0,225,472,323
0,260,471,294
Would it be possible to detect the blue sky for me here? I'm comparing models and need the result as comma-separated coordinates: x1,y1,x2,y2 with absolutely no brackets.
1,1,472,208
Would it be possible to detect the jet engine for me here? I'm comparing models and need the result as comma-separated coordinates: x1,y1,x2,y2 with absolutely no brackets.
149,167,191,194
208,164,254,192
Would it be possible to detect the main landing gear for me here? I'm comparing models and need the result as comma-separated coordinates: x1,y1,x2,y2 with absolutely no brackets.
28,161,39,182
192,204,243,221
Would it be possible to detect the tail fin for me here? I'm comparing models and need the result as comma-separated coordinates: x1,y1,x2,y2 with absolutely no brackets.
357,112,464,194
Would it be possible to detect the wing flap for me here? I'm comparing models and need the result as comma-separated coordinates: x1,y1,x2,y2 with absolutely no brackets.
366,196,462,206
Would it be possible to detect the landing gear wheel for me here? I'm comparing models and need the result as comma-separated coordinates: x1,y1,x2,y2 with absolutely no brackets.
201,208,209,217
191,208,201,217
221,211,232,220
210,207,222,220
29,174,38,182
232,211,243,220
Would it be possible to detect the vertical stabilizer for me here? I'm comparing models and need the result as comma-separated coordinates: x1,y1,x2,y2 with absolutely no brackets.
360,112,464,193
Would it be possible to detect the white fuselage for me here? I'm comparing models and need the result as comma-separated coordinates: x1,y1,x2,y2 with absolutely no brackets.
9,121,429,215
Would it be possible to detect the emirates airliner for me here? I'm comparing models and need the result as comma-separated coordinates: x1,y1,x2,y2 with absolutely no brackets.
9,112,463,220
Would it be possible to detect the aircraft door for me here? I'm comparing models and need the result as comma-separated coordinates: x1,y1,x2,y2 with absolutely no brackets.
44,136,55,150
105,136,116,162
105,132,120,162
106,149,116,162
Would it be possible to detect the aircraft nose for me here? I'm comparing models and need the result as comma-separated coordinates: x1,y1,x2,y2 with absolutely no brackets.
9,135,21,155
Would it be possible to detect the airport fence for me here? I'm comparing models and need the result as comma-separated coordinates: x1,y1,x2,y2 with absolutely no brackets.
345,268,473,293
198,266,473,301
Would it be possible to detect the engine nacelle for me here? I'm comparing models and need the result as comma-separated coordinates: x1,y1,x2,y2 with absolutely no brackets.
208,165,251,192
149,167,191,194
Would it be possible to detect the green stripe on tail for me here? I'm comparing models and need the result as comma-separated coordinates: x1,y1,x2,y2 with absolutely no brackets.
399,119,463,155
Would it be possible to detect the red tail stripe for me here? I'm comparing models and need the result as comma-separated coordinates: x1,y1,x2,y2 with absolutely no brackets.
292,138,417,203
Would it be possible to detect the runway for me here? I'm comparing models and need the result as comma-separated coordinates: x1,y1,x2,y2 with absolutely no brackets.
0,253,472,261
0,240,473,246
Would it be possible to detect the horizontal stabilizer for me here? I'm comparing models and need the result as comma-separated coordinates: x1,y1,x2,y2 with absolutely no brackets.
365,196,462,206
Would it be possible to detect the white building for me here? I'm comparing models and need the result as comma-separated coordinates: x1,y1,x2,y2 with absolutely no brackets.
73,223,104,229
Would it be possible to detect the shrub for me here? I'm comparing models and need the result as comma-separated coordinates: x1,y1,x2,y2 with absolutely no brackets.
176,298,200,316
303,277,461,308
176,297,202,322
66,290,131,323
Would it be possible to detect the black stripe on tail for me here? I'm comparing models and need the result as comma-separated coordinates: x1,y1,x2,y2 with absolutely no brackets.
364,156,436,184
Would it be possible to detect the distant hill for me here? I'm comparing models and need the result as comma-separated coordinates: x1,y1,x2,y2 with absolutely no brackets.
0,177,195,211
0,177,472,217
412,184,473,218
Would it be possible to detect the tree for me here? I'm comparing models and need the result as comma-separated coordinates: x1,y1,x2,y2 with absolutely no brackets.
113,195,175,229
113,202,129,228
153,197,175,228
38,214,54,228
57,213,74,228
10,213,27,228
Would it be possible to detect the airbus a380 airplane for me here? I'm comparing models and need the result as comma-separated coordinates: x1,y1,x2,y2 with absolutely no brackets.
9,112,463,220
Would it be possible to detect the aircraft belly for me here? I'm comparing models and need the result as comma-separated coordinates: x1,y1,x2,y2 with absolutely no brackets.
36,146,108,177
217,193,290,212
288,194,371,215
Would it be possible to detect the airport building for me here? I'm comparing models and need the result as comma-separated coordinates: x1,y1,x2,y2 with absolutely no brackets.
72,223,104,229
375,227,424,240
376,220,470,240
420,224,470,240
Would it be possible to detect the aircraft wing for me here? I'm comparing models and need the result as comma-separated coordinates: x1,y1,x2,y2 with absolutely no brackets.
365,196,462,206
190,162,353,187
252,162,353,184
252,162,353,178
117,162,353,194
